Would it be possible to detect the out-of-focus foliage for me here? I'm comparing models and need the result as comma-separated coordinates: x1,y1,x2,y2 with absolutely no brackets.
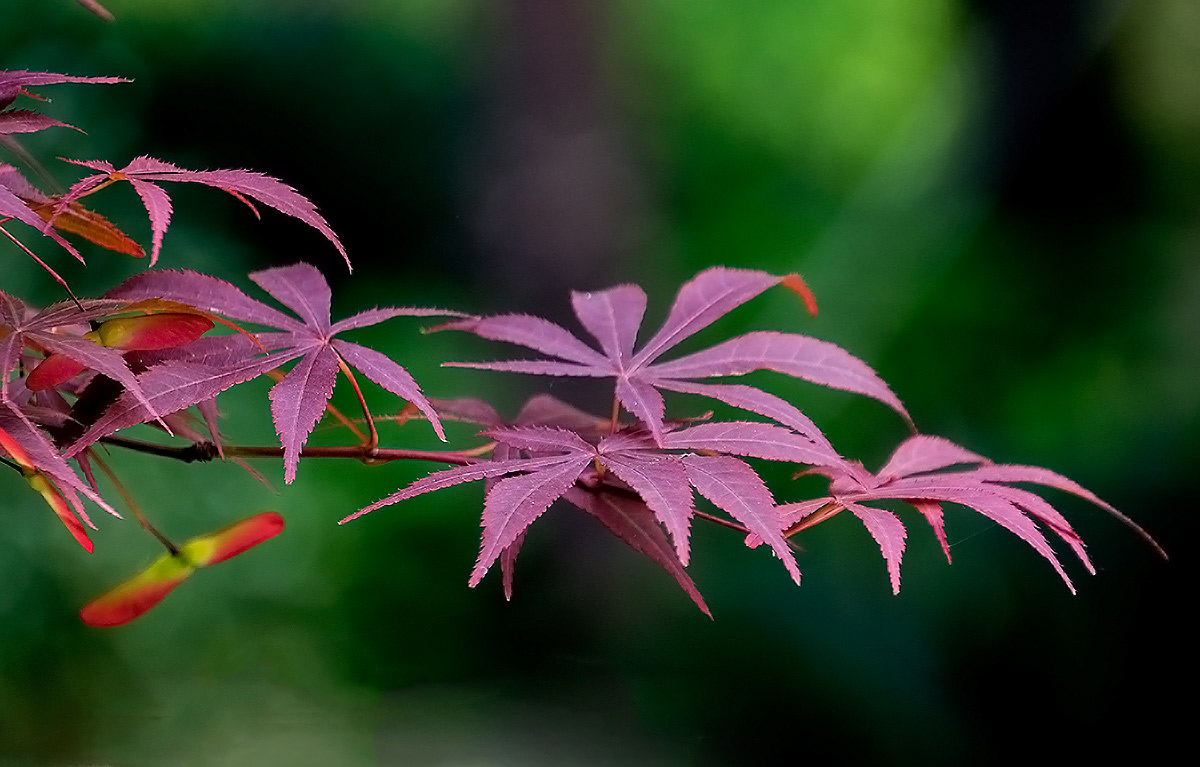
1,0,1190,764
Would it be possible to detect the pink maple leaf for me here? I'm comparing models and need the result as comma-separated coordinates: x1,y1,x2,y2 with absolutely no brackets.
340,391,866,611
0,110,77,136
437,267,910,447
0,70,126,109
55,156,348,268
70,264,460,483
0,71,126,281
768,434,1166,594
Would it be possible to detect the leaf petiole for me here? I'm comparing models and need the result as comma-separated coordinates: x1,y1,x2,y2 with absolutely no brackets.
783,501,842,538
335,351,379,456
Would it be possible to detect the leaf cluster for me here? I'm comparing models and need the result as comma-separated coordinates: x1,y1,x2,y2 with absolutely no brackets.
0,68,1164,626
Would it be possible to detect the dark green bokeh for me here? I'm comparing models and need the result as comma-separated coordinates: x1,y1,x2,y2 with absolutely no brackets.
2,1,1191,764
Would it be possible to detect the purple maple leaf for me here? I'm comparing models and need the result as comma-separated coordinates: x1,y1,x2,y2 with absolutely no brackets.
340,394,859,610
0,110,77,136
0,71,124,277
54,156,348,268
437,267,910,447
339,417,723,609
0,70,126,109
769,434,1166,594
412,399,714,615
74,264,457,483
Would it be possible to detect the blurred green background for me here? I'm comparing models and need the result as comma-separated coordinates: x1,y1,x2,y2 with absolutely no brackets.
2,0,1193,764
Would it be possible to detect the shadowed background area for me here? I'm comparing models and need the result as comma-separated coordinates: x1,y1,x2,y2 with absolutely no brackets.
1,0,1193,764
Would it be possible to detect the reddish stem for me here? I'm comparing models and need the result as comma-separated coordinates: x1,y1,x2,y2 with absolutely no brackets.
783,501,842,537
334,351,379,455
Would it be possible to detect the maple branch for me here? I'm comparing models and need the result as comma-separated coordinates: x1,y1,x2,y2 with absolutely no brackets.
99,435,220,463
98,434,487,467
225,443,483,466
100,433,782,546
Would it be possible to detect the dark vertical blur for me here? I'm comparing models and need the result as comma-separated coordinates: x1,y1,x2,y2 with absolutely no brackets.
467,0,644,308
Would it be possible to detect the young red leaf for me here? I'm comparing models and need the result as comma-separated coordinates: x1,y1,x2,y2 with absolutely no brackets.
780,273,819,317
1,418,94,551
79,511,284,627
30,200,145,257
0,292,166,422
0,402,116,527
26,312,215,391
